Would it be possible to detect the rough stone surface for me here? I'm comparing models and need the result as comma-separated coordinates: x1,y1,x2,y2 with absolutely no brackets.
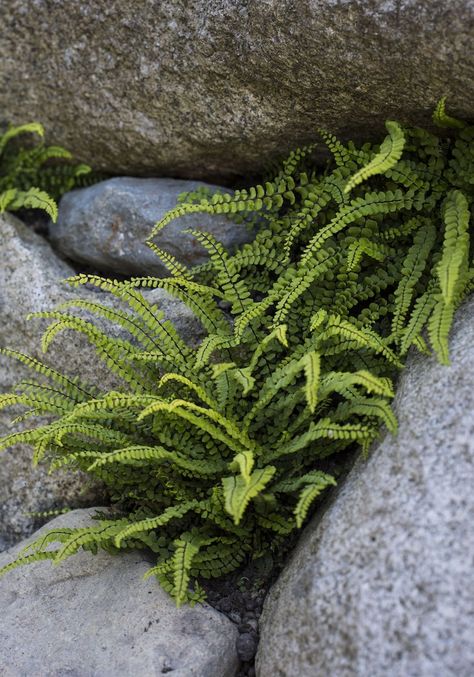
50,177,251,276
256,295,474,677
0,213,201,548
0,509,239,676
1,1,473,180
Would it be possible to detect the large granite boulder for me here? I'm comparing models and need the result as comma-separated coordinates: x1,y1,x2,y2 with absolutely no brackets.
0,213,201,547
50,177,251,276
256,296,474,677
1,1,472,180
0,509,239,676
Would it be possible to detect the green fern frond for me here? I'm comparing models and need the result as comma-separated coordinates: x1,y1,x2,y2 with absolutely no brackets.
222,466,276,525
433,97,466,130
0,551,57,578
147,242,192,278
229,451,255,483
335,397,398,433
294,473,337,528
7,187,58,221
392,221,436,339
114,502,201,548
88,444,225,477
317,315,402,367
344,121,406,193
0,121,92,215
301,351,320,414
173,532,209,607
428,296,455,365
437,190,470,306
399,280,438,354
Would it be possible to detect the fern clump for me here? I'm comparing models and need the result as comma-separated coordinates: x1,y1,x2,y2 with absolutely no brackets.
0,100,472,606
0,122,92,221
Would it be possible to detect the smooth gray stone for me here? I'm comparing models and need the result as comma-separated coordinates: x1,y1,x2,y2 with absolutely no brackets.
1,1,472,180
256,296,474,677
0,213,202,548
0,509,239,676
50,177,251,276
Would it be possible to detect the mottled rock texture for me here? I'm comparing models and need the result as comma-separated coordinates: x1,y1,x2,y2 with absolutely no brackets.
0,213,201,547
0,509,239,676
256,296,474,677
50,177,250,276
1,1,473,180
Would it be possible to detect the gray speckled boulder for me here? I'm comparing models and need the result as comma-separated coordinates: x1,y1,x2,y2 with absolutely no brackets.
256,296,474,677
50,177,251,276
0,213,202,548
0,509,239,676
1,1,472,180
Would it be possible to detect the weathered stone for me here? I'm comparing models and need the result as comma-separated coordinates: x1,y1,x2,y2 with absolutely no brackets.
0,213,202,547
1,1,472,180
0,509,239,676
50,177,250,276
256,296,474,677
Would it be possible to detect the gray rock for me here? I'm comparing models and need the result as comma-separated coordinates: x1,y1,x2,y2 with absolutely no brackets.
0,213,202,547
1,1,472,180
0,509,239,676
50,177,251,276
256,296,474,677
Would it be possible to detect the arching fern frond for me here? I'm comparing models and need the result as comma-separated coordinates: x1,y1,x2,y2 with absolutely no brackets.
344,121,406,193
433,97,466,130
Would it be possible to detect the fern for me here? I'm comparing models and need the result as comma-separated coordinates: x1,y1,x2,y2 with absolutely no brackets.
0,121,95,220
0,99,472,606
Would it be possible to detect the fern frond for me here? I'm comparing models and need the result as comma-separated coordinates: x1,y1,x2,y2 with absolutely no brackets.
294,473,337,528
344,121,406,193
0,122,44,153
437,190,470,306
432,97,466,130
335,397,398,433
229,451,255,483
114,502,200,547
392,221,436,339
8,187,58,221
222,466,276,525
428,296,455,365
267,419,375,462
399,280,438,354
0,551,57,578
301,351,320,414
87,444,225,477
173,532,208,607
317,315,402,367
147,242,192,279
301,189,415,262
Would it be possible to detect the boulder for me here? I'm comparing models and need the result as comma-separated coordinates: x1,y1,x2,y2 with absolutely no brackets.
256,296,474,677
50,177,251,276
0,213,201,547
1,1,472,180
0,509,239,676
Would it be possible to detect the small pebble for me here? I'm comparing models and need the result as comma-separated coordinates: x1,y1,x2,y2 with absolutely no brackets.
228,611,242,624
239,618,258,633
245,597,257,611
217,597,233,613
236,632,257,662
